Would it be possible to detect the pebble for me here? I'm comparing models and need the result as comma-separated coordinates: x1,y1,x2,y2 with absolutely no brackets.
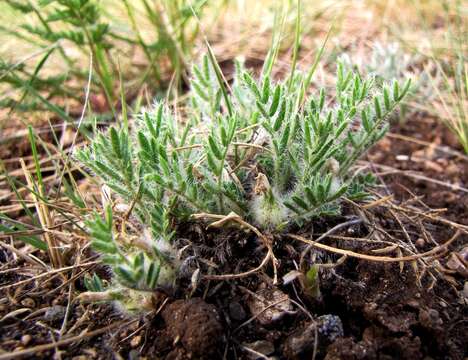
130,335,142,348
44,305,66,323
21,334,32,346
247,288,294,326
52,298,62,306
415,238,425,249
316,314,344,342
283,315,344,358
20,298,35,308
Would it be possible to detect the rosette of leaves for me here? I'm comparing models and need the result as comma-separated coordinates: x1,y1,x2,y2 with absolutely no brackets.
77,50,410,311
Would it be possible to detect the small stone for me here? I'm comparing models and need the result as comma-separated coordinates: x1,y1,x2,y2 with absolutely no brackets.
428,309,442,324
406,299,420,308
229,301,246,321
415,238,425,249
283,315,344,358
460,247,468,262
52,298,62,306
21,334,32,346
396,154,409,161
44,305,66,323
130,335,142,348
20,298,35,308
247,288,294,326
419,308,443,328
316,314,344,343
446,254,468,277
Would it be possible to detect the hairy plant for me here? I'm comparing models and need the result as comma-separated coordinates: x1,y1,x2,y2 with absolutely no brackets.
339,42,437,122
77,50,410,312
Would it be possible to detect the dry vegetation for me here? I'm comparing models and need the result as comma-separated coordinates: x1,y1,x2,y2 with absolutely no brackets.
0,1,467,359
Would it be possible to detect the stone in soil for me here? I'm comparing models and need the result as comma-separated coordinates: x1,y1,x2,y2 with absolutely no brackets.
247,287,294,326
283,314,344,359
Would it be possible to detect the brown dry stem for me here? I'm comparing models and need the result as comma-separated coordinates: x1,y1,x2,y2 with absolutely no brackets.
192,211,279,284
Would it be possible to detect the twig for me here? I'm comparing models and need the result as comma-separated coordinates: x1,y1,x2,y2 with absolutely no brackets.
192,212,278,283
289,230,460,263
203,250,271,281
299,219,363,269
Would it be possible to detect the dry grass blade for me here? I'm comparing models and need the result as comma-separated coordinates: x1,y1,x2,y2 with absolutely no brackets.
299,218,363,268
289,230,461,263
19,159,63,268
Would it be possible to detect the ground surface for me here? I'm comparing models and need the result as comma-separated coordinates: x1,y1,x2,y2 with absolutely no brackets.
1,112,467,359
0,2,467,358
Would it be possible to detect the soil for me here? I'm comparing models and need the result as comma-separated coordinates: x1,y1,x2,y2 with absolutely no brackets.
1,86,467,360
369,115,468,225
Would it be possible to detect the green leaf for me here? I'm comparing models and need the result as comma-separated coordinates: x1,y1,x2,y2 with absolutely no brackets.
304,121,312,147
374,97,382,118
292,195,309,210
115,266,136,284
192,81,209,101
269,85,281,116
383,87,391,110
208,135,223,160
361,109,371,132
400,78,412,100
273,100,287,131
110,127,121,158
328,183,348,202
319,88,325,111
392,80,399,102
146,262,161,288
244,72,261,99
305,187,317,206
256,100,269,119
92,240,117,254
280,125,291,152
206,152,218,174
261,75,270,104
